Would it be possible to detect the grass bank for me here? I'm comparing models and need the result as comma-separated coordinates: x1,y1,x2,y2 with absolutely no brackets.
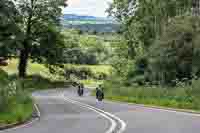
1,59,71,90
0,100,33,125
104,77,200,111
0,69,34,126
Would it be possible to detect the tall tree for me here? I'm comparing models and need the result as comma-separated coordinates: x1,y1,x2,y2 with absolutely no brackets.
11,0,67,78
108,0,192,58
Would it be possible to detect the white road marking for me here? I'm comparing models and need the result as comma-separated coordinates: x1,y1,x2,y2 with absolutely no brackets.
146,107,200,117
106,100,200,117
34,104,41,118
64,97,116,133
63,95,127,133
0,92,127,133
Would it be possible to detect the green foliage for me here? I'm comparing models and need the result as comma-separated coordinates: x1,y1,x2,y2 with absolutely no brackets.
64,66,93,80
108,0,200,86
0,79,33,124
62,30,115,65
1,59,70,90
0,81,31,111
63,49,98,65
0,0,21,57
0,69,9,85
64,65,110,80
149,16,200,84
127,56,149,79
109,40,132,77
105,0,200,111
1,0,67,77
108,0,193,62
130,75,146,86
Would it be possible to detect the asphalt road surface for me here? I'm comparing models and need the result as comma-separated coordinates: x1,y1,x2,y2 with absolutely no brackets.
1,87,200,133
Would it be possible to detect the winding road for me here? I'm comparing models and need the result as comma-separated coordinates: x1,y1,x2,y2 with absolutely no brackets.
1,87,200,133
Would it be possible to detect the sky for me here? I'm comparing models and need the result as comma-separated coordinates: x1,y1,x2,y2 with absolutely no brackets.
63,0,113,17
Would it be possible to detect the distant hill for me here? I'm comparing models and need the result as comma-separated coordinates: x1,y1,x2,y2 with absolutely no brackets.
61,14,119,33
61,14,115,23
62,14,97,20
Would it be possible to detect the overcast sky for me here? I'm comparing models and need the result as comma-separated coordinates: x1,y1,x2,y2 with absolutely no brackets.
63,0,113,17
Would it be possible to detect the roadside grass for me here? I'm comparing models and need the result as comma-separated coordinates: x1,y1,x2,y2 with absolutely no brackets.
104,78,200,111
0,70,34,126
0,101,33,125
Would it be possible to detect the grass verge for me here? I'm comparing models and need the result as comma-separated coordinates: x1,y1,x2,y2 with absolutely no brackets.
0,69,34,126
0,101,34,125
103,78,200,111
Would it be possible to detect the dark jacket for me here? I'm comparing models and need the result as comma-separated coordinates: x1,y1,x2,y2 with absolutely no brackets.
96,89,104,101
78,86,84,96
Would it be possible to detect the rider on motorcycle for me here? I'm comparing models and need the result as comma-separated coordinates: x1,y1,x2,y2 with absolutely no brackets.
77,83,84,96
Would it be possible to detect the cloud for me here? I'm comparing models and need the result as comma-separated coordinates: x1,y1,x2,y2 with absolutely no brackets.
68,0,80,6
63,0,113,17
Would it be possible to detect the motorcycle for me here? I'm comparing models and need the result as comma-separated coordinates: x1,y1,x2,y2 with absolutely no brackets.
77,86,84,96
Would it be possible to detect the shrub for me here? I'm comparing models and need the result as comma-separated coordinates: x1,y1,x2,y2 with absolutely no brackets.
92,72,108,80
0,69,9,85
0,81,32,112
131,75,146,86
65,66,93,80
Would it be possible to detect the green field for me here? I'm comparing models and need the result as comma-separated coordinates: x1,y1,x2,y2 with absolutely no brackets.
1,59,58,79
1,59,112,88
2,59,111,75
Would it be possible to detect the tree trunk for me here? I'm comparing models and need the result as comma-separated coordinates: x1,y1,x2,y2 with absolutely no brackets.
18,0,33,78
18,41,29,78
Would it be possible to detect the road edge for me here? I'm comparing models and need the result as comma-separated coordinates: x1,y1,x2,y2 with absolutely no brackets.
105,98,200,115
86,86,200,115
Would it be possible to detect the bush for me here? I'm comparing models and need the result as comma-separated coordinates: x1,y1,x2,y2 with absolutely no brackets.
92,72,108,80
64,65,109,81
130,75,146,86
65,66,93,80
134,56,149,75
0,81,32,112
0,69,9,85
